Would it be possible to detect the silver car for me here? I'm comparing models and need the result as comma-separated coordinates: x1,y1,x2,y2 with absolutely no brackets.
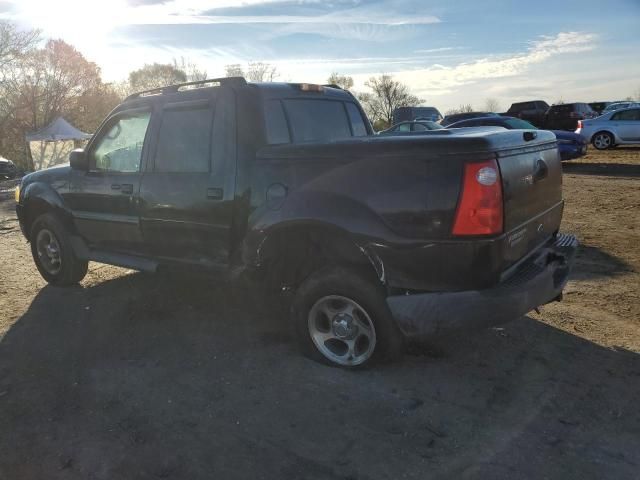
576,107,640,150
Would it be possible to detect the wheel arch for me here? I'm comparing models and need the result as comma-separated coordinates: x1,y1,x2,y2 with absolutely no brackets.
245,221,385,292
22,182,75,241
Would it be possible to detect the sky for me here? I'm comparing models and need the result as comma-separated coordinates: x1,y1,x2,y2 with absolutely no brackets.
1,0,639,112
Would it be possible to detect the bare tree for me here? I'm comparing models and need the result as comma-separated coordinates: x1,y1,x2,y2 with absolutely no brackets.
484,98,501,113
358,74,423,127
128,63,187,92
445,104,474,115
225,64,244,77
0,21,39,74
0,39,105,169
327,72,354,90
246,62,279,82
173,57,208,82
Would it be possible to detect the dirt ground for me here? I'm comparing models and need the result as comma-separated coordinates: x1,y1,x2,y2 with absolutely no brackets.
0,147,639,479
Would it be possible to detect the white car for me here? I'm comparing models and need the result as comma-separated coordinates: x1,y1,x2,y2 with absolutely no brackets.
602,101,640,115
576,107,640,150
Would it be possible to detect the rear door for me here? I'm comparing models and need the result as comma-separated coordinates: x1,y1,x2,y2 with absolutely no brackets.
611,109,640,141
138,90,236,267
68,108,152,251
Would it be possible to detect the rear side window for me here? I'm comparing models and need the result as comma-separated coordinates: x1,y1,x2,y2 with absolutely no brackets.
283,99,352,143
154,106,213,173
612,109,640,121
345,103,367,137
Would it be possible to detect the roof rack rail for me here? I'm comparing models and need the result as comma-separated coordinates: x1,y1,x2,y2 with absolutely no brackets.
125,76,247,101
323,84,343,89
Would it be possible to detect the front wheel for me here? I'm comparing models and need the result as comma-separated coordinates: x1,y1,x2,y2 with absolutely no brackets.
30,213,88,285
291,266,404,368
592,131,614,150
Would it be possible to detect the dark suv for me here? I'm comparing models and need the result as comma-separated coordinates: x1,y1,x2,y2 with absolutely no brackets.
504,100,550,128
544,103,597,131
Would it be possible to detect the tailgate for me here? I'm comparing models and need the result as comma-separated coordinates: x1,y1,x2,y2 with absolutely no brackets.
497,138,563,266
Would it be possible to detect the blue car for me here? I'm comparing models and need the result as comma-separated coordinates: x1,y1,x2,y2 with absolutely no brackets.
447,116,588,161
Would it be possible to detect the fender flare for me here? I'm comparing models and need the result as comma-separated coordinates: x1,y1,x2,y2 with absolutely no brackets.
21,182,75,240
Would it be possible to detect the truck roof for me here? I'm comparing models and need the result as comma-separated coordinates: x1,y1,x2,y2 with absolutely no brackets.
119,77,354,110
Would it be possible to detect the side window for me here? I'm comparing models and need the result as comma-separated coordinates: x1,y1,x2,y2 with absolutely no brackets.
283,99,352,143
398,123,411,132
611,109,639,121
265,100,291,144
154,106,213,173
91,111,151,172
345,103,368,137
412,123,429,131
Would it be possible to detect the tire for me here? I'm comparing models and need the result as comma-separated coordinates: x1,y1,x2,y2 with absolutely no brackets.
30,213,88,286
592,131,614,150
291,266,404,368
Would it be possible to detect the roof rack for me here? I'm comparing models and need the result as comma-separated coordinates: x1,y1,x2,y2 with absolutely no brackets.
124,77,247,102
323,84,343,90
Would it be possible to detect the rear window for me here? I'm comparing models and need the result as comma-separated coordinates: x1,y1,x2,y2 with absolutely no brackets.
345,103,368,137
282,99,352,144
550,104,575,113
505,118,537,129
265,100,291,144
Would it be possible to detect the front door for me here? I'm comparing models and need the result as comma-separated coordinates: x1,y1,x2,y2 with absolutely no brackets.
138,91,236,268
67,109,152,252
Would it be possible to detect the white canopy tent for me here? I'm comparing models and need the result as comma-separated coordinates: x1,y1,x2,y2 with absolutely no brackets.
26,117,92,170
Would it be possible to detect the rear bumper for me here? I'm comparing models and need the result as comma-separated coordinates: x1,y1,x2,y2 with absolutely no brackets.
386,233,578,338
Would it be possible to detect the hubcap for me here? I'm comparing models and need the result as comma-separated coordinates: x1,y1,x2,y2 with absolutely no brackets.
36,228,62,275
594,134,611,149
308,295,377,366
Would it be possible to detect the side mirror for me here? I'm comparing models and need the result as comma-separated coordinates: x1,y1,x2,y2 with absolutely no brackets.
69,149,88,170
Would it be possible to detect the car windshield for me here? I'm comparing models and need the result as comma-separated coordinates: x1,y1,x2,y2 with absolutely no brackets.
505,118,537,129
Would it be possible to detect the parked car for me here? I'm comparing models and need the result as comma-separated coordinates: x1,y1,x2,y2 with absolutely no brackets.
378,120,443,135
393,106,443,123
504,100,550,128
544,103,597,131
0,157,17,179
602,101,640,115
576,106,640,150
446,116,588,161
440,112,500,127
15,78,577,368
588,102,611,115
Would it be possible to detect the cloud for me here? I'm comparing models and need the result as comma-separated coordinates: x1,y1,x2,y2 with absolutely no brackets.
386,31,598,96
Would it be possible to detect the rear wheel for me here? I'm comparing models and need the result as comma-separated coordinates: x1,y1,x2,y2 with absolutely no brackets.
30,213,88,285
291,266,404,368
592,131,614,150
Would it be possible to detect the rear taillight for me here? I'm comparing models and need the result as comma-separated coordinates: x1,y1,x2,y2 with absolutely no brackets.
452,159,503,236
577,120,583,129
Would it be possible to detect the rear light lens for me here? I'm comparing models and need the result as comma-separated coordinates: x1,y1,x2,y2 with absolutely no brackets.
452,159,503,236
577,120,583,129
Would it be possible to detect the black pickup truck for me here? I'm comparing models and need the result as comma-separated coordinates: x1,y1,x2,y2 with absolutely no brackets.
15,78,577,368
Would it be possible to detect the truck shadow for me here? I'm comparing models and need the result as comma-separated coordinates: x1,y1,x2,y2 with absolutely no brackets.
572,244,635,280
1,271,639,479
